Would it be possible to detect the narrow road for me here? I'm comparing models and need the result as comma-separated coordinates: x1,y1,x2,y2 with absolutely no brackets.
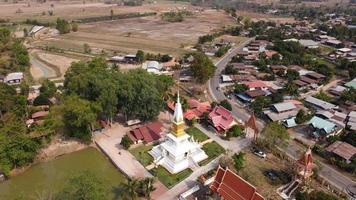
208,37,264,130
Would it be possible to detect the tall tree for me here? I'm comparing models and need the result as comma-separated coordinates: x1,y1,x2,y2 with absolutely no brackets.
40,79,57,98
120,178,140,200
190,52,215,83
262,122,289,149
62,95,100,142
139,178,156,200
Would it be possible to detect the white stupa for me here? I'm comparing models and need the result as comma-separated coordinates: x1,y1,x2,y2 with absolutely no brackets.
149,92,208,174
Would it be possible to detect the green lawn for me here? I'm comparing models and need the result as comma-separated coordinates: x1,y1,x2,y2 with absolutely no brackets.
150,166,192,188
129,145,153,167
185,127,209,142
200,141,226,166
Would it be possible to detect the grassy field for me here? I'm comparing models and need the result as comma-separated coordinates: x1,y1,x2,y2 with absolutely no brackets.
129,145,153,167
236,152,292,200
186,127,209,143
200,141,226,166
150,166,192,188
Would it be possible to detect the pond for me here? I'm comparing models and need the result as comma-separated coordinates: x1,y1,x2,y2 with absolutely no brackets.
0,147,127,200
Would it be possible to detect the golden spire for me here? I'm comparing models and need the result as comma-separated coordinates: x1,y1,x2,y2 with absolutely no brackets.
172,90,185,137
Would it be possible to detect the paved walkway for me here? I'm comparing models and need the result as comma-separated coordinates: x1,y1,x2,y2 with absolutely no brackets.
195,124,252,153
94,124,152,178
156,156,222,200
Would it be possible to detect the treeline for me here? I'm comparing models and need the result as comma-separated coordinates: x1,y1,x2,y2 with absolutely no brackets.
77,12,156,23
161,10,193,23
0,27,29,75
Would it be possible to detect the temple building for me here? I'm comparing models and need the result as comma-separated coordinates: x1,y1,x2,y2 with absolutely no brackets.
210,166,265,200
149,93,208,174
295,147,314,180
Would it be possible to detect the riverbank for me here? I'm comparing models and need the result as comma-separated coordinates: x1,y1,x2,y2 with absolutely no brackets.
10,135,89,177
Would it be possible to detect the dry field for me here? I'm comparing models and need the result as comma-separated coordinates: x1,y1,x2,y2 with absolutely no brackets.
238,10,296,24
31,9,234,56
0,0,192,22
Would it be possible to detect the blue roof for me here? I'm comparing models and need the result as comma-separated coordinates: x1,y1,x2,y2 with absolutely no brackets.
309,116,336,134
283,117,297,128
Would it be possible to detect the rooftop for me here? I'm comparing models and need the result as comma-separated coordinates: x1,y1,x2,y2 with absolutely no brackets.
309,116,336,134
326,141,356,161
305,96,337,110
273,102,297,113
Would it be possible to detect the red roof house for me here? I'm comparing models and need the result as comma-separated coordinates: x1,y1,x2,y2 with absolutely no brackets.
210,166,265,200
242,80,268,91
208,106,236,133
167,98,211,121
127,121,163,144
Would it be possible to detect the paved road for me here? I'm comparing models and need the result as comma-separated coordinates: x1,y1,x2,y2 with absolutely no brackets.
206,37,356,196
208,37,265,130
284,142,356,193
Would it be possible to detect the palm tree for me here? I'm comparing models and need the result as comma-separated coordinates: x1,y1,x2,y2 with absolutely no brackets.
121,178,140,200
140,178,156,200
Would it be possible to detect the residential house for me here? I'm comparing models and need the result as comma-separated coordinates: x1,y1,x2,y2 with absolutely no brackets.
299,39,319,49
109,54,138,63
4,72,23,85
347,111,356,131
308,116,341,138
243,80,268,91
264,102,300,122
167,98,211,121
208,106,236,133
315,110,347,128
329,85,347,96
345,78,356,89
326,141,356,163
304,96,338,111
270,65,287,75
127,121,164,144
210,166,265,200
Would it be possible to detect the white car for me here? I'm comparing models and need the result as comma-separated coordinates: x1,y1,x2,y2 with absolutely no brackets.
253,150,267,159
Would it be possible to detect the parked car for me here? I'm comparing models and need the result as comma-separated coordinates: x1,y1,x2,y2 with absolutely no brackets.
252,147,266,158
263,170,278,181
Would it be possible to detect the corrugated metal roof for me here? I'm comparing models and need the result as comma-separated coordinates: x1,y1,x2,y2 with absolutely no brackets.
309,116,336,134
305,96,337,110
273,102,296,113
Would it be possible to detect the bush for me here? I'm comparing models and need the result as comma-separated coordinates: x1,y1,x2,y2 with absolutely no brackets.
232,152,245,171
226,125,243,139
121,135,133,149
33,94,50,106
219,99,232,111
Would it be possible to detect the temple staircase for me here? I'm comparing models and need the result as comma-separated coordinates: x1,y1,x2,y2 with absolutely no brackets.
277,179,301,200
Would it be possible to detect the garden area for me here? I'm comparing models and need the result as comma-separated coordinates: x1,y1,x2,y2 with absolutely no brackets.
150,166,192,188
186,127,209,143
129,145,153,167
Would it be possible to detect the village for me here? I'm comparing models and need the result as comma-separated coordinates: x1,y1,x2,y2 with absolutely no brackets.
0,0,356,200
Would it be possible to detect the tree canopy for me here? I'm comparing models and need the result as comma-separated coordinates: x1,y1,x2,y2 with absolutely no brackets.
190,52,216,83
262,122,289,149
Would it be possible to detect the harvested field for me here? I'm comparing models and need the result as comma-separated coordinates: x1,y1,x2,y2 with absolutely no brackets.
32,9,234,56
238,11,296,24
37,52,78,78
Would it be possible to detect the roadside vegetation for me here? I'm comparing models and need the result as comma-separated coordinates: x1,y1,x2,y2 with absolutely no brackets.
161,10,193,23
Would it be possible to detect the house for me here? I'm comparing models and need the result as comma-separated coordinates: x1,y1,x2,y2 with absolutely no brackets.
305,72,325,83
300,76,318,84
264,102,300,122
283,117,297,128
304,96,338,111
299,39,319,49
326,39,343,47
264,50,280,59
167,99,211,121
337,48,352,55
315,110,347,128
294,80,308,88
237,90,267,103
329,85,347,96
345,78,356,89
208,106,236,133
127,121,164,144
210,166,265,200
308,116,341,138
347,111,356,131
184,99,211,121
109,54,138,63
326,141,356,163
243,80,268,91
4,72,23,85
142,61,163,75
270,65,287,75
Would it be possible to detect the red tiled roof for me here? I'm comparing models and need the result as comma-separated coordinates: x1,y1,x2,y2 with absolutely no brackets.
245,90,266,98
208,106,234,132
264,50,279,58
210,166,265,200
326,141,356,161
242,81,267,89
128,121,163,143
168,99,211,121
